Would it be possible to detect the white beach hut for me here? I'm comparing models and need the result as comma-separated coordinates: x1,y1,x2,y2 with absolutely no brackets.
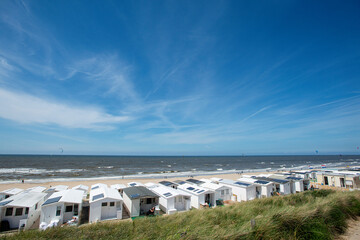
158,181,179,189
110,184,127,195
122,186,159,217
0,191,47,230
145,183,191,214
89,185,123,223
211,178,256,202
177,183,216,209
72,185,89,199
44,185,69,198
253,176,291,195
284,177,304,193
40,189,83,228
198,180,232,202
0,188,23,201
24,186,46,193
237,177,274,198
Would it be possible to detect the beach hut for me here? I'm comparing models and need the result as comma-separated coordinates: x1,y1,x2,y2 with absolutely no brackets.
185,179,205,185
145,183,191,214
44,185,69,198
285,177,304,193
237,177,274,198
127,182,144,187
89,185,123,223
24,186,46,193
198,179,233,202
122,186,159,217
315,171,360,189
211,178,256,202
177,183,216,209
253,176,291,195
110,184,127,195
40,189,83,228
158,181,179,189
0,191,47,230
0,188,23,201
72,185,89,199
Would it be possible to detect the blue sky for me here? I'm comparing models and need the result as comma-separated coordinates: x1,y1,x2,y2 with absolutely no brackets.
0,0,359,155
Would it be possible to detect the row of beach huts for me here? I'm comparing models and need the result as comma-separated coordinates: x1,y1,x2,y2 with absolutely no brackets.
1,167,360,232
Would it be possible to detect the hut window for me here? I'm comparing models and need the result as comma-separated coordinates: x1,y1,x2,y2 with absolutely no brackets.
102,202,107,207
5,207,13,216
15,208,23,216
66,205,73,212
146,198,153,204
74,204,79,216
110,202,115,207
225,189,229,195
221,190,225,196
178,197,182,202
25,207,29,215
116,202,121,210
56,206,61,216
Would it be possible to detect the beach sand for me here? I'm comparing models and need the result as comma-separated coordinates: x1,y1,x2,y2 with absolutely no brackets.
0,171,277,191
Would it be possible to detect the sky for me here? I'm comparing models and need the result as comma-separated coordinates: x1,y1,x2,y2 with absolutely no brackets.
0,0,359,155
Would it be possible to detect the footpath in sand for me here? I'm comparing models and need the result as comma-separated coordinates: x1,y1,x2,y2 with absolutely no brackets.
339,217,360,240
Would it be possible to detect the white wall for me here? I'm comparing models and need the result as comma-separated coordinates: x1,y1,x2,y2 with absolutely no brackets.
40,203,63,225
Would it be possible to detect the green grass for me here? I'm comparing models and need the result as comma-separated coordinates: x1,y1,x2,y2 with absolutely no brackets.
2,190,360,240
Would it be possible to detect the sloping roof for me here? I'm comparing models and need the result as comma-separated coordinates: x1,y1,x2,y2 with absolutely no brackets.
237,177,272,186
216,179,254,188
127,182,144,187
254,176,289,184
24,186,46,193
90,185,123,203
173,180,187,185
91,183,108,190
110,184,127,190
43,189,83,206
0,192,46,208
45,185,68,193
72,184,89,192
145,184,190,199
186,179,205,185
159,181,178,187
199,182,230,191
123,186,159,200
177,183,214,196
0,188,23,195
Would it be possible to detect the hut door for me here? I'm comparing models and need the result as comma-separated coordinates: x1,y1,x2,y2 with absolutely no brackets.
340,178,345,187
324,176,328,185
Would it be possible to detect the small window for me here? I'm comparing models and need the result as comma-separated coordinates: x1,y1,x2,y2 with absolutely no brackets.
146,198,152,204
65,205,73,212
110,202,115,207
5,207,13,216
102,202,107,207
74,204,79,216
5,195,10,199
116,201,121,210
225,189,229,195
56,206,61,216
25,207,29,215
178,197,182,202
221,190,225,196
35,203,38,210
15,208,23,216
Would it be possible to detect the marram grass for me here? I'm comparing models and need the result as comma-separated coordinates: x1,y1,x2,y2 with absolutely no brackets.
2,190,360,240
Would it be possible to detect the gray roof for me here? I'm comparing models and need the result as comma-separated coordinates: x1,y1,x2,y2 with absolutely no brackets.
123,186,159,200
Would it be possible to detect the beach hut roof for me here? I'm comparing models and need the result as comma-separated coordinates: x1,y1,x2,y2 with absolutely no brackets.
110,184,127,190
24,186,46,193
72,184,89,192
123,186,159,200
254,176,289,184
177,183,214,195
237,177,272,186
199,182,230,191
0,188,23,195
285,177,303,181
159,181,178,187
0,191,46,208
185,179,205,185
127,182,144,187
217,179,254,188
146,184,190,199
45,185,68,193
90,185,122,203
91,183,108,190
173,180,187,185
43,189,83,206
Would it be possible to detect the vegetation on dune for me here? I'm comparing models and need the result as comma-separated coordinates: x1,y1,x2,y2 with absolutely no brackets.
2,190,360,240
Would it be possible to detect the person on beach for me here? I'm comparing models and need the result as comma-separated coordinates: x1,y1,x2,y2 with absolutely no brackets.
21,179,24,183
146,207,155,216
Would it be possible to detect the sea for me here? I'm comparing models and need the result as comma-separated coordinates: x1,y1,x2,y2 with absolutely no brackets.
0,155,359,184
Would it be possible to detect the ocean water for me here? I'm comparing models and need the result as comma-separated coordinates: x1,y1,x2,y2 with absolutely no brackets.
0,155,359,184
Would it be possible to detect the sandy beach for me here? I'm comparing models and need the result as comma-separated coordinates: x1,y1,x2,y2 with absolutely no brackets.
0,171,276,192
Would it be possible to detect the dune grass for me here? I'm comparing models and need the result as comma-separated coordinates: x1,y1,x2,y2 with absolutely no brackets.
2,189,360,240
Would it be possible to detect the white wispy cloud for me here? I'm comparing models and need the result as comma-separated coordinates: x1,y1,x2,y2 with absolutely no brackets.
0,88,130,129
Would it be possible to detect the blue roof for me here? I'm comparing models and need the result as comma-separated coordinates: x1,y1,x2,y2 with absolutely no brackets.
92,193,104,201
91,186,99,190
159,181,176,186
163,192,172,197
186,179,205,185
187,187,195,191
254,180,270,185
43,196,62,206
286,177,303,180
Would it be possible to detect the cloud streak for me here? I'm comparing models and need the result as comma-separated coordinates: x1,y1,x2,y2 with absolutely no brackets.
0,88,130,129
